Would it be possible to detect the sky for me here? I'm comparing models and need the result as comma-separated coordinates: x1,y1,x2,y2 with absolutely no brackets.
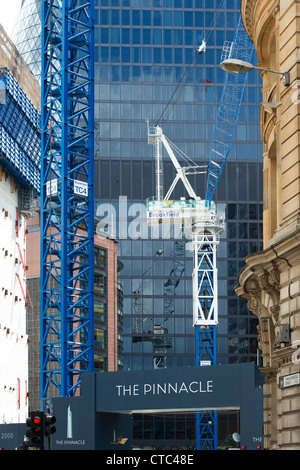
0,0,22,37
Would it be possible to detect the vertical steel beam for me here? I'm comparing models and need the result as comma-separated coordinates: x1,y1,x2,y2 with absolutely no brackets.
193,233,219,328
40,0,95,410
194,232,218,450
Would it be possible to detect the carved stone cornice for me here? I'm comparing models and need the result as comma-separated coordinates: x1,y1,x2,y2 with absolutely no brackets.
268,265,280,287
258,266,280,325
260,366,277,383
272,342,300,369
241,0,279,63
241,0,257,40
244,276,261,318
240,264,280,326
256,323,263,351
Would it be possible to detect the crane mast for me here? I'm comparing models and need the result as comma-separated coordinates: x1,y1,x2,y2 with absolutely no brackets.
40,0,95,410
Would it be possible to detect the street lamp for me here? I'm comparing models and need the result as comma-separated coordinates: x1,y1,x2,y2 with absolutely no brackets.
220,58,290,86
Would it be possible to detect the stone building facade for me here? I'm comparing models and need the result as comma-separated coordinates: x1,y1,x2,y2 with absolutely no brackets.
235,0,300,450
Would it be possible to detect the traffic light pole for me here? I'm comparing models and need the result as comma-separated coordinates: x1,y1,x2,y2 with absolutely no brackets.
47,435,51,451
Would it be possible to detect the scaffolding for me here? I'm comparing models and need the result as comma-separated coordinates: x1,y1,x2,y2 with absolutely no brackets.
0,67,40,192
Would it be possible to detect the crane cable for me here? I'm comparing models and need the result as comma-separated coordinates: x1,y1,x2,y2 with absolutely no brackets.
156,49,201,126
155,0,226,128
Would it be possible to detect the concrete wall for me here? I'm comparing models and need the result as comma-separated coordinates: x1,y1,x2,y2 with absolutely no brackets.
0,170,28,423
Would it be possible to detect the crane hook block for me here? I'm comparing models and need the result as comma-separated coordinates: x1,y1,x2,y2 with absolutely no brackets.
196,40,206,55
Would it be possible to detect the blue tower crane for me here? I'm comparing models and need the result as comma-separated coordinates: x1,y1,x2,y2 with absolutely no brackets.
195,16,254,450
40,0,95,410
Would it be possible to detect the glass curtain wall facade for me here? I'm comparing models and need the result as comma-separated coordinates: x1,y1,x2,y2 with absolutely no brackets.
13,0,42,80
93,0,263,371
14,0,263,448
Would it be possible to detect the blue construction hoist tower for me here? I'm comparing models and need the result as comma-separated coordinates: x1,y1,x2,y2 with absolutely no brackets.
40,0,95,410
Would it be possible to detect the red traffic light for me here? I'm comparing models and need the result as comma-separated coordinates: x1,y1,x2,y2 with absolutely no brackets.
26,411,45,447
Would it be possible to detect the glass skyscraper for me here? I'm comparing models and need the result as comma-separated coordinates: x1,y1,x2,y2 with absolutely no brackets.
14,0,263,448
13,0,42,80
92,0,263,371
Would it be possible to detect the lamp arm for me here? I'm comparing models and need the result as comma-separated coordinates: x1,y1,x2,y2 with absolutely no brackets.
253,66,290,86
